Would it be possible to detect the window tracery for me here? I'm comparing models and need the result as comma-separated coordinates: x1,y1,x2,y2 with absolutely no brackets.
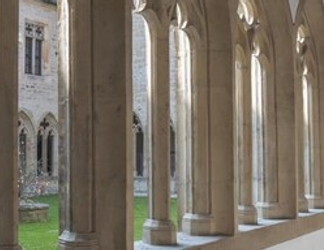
25,22,44,75
37,116,57,177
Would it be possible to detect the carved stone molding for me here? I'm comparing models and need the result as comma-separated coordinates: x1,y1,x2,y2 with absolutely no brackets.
133,0,177,27
177,0,206,39
237,0,259,30
133,0,147,12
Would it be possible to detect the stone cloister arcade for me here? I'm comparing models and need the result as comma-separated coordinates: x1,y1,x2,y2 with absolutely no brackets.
2,0,324,250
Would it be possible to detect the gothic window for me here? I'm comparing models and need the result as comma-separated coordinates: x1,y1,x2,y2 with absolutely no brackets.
25,22,44,75
133,114,144,177
19,129,28,173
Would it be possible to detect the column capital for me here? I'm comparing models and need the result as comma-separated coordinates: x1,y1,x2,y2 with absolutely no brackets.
133,0,177,28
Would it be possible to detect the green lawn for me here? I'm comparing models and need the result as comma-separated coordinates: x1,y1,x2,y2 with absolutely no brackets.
19,195,177,250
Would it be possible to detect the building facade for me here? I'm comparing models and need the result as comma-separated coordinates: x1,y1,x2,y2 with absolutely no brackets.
18,0,58,194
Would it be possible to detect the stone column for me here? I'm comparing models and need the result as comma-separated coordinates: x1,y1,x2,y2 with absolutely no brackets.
135,1,177,246
254,56,281,218
207,0,237,235
0,1,21,250
176,29,189,231
59,0,133,249
296,74,309,212
58,1,98,249
236,47,258,224
260,0,297,220
307,78,324,208
92,0,133,248
181,31,215,235
142,28,176,246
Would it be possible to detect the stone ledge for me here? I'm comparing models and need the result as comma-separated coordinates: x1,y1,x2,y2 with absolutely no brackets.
135,209,324,250
19,202,49,223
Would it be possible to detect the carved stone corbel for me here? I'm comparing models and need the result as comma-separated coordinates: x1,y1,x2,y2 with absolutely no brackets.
133,0,177,27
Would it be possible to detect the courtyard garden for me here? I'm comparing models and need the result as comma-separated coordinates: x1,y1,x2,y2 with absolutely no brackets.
19,195,177,250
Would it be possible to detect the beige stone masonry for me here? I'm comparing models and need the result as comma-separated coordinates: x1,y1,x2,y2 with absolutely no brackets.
179,16,215,236
58,1,98,249
58,0,132,249
135,0,177,245
235,44,258,224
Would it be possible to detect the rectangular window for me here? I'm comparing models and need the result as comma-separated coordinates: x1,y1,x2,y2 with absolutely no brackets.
25,37,33,74
25,22,44,75
35,39,42,75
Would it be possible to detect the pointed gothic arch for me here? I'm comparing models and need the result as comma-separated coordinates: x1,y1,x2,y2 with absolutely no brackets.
18,110,37,175
37,113,58,176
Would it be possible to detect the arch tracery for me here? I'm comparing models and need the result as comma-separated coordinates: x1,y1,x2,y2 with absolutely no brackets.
18,111,37,175
36,113,58,177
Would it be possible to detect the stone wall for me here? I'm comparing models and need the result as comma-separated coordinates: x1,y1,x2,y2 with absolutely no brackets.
18,0,59,191
19,0,58,122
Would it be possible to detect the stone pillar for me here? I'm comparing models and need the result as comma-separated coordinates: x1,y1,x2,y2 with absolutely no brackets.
59,0,133,248
176,29,189,232
306,77,324,208
296,75,309,212
253,55,281,218
58,1,98,249
59,0,133,249
207,0,237,235
135,1,177,246
180,31,215,235
235,47,258,224
92,0,133,249
0,1,21,250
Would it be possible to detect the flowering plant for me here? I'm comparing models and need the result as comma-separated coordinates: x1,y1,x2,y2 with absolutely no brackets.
18,161,49,203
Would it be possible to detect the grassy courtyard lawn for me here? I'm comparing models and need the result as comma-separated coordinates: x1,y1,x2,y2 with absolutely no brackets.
19,195,178,250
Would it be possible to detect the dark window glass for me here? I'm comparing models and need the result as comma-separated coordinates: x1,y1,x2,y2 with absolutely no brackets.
25,37,33,74
19,129,27,173
170,126,176,178
47,131,54,176
37,131,43,176
136,128,144,177
35,39,42,75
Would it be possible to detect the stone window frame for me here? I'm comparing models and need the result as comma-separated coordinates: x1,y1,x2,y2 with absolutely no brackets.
24,21,45,76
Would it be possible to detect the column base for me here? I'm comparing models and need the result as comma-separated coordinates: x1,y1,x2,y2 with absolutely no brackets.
256,202,281,219
58,230,99,250
298,196,309,212
142,219,176,246
182,213,215,236
238,205,258,224
306,195,324,209
0,244,22,250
